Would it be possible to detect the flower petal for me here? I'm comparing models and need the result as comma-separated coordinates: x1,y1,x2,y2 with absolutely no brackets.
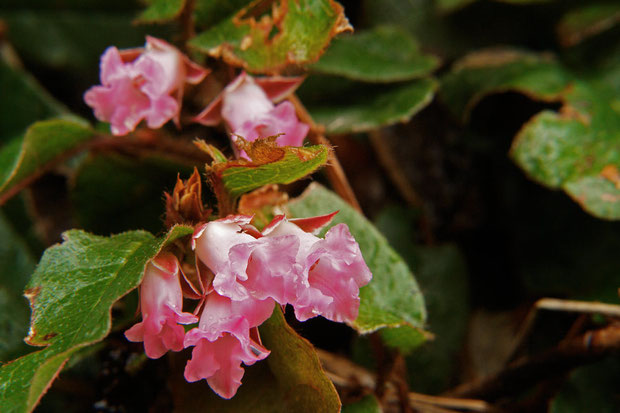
294,224,372,323
184,333,268,399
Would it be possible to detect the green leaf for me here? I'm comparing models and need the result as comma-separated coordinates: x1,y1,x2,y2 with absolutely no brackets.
0,118,94,205
137,0,185,23
190,0,352,74
303,77,437,134
557,3,620,47
442,49,620,220
71,153,194,235
218,144,329,199
0,62,66,142
0,225,193,413
308,25,439,82
342,394,382,413
440,50,569,120
171,307,340,413
287,184,427,343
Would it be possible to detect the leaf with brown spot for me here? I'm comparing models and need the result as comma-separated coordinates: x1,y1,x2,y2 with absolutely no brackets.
0,226,193,413
207,138,329,214
190,0,352,74
442,48,620,220
557,3,620,47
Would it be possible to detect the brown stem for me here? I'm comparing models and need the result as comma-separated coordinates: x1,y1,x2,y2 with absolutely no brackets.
368,129,423,208
88,130,212,166
179,0,196,49
501,315,588,413
446,324,620,401
289,94,362,212
369,332,389,401
0,129,213,207
507,298,620,362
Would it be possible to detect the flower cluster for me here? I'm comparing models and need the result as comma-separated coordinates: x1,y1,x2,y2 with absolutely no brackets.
84,38,309,154
126,213,372,399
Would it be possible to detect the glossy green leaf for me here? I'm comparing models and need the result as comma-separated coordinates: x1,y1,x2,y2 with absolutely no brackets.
309,25,439,82
190,0,351,74
0,118,94,205
219,144,329,198
442,50,620,219
557,3,620,47
137,0,185,23
0,225,193,413
0,62,66,142
342,394,382,413
71,153,193,235
172,307,340,413
305,77,437,134
287,184,427,342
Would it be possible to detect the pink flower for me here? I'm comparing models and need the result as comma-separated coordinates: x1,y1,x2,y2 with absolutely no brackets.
125,212,372,400
192,212,372,324
264,218,373,323
125,252,198,359
183,292,273,398
192,215,302,305
194,72,309,157
84,36,208,135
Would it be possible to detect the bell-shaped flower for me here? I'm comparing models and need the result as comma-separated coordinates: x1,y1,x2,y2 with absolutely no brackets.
84,36,208,135
183,292,273,399
194,72,309,157
265,217,373,323
125,252,198,359
192,215,301,304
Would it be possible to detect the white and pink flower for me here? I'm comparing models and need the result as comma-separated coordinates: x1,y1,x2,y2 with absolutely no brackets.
191,213,372,323
183,292,273,399
126,212,372,400
84,36,208,135
194,72,309,158
124,252,198,359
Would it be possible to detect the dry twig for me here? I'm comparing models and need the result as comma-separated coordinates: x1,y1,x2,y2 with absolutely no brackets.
446,324,620,401
316,349,494,412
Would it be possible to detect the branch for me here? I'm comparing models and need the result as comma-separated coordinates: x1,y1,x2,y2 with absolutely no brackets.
507,298,620,362
446,324,620,401
368,129,423,208
316,349,495,412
